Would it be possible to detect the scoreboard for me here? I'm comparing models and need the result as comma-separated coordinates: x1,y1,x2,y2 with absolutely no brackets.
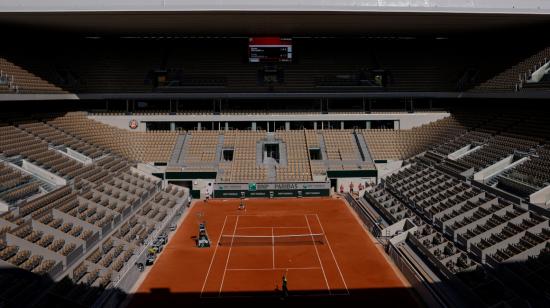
249,37,292,63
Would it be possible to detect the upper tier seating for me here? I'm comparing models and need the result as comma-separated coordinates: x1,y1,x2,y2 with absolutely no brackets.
1,38,540,94
474,47,550,92
0,58,67,94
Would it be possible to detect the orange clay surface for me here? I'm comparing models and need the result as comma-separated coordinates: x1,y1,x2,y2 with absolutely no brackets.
131,198,420,307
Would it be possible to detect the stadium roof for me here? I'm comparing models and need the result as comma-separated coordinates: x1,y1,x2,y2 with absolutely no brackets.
1,0,550,35
1,11,550,36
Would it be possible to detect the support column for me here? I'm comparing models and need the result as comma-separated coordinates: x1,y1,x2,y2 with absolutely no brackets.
225,122,229,131
394,120,399,130
366,121,371,129
367,99,373,114
252,122,257,131
170,122,175,131
197,122,202,131
313,122,317,130
285,122,290,130
341,121,344,130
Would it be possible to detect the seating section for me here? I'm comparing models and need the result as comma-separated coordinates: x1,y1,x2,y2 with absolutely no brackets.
3,38,544,94
0,125,90,180
0,115,189,307
47,112,178,162
457,135,537,172
321,130,361,161
496,243,550,296
54,184,186,306
221,131,267,182
363,116,466,160
177,129,377,182
506,146,550,189
0,163,40,205
496,145,550,197
0,238,59,273
19,122,105,159
418,113,550,195
0,125,48,157
363,160,550,306
0,156,187,306
183,131,220,164
432,131,492,156
361,111,550,202
474,47,550,92
275,131,312,182
0,58,67,94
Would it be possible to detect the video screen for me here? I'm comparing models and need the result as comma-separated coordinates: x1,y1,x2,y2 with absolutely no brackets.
249,37,292,63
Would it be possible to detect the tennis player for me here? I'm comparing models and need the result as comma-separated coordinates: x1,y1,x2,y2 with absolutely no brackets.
282,272,289,298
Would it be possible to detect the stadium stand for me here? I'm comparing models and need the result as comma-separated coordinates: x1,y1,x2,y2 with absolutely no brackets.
361,158,550,307
322,130,362,161
0,38,546,94
275,131,312,182
47,112,178,162
222,130,268,182
0,58,66,94
362,115,467,160
0,111,190,306
474,47,550,92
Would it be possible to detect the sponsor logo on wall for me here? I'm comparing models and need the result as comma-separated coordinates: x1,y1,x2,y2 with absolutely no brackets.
129,119,139,129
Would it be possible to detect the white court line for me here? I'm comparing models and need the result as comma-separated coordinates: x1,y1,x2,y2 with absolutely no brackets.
201,292,350,299
226,214,310,217
313,214,350,295
271,227,275,269
237,226,309,229
200,215,228,298
218,215,240,297
304,214,331,295
226,267,320,271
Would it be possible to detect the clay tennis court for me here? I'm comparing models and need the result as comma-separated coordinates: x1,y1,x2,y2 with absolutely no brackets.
131,198,421,307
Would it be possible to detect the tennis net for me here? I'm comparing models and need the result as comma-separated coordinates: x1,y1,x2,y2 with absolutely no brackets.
218,233,325,246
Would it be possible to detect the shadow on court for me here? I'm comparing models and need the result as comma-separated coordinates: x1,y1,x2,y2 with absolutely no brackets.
129,286,422,308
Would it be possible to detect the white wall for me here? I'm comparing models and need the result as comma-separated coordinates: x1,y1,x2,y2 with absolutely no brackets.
0,201,8,213
22,159,67,186
1,0,550,13
376,160,404,181
335,177,375,198
527,62,550,83
193,179,214,198
473,155,514,182
89,112,449,131
530,185,550,209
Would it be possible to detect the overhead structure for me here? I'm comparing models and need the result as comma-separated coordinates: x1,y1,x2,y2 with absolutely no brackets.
1,1,550,35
